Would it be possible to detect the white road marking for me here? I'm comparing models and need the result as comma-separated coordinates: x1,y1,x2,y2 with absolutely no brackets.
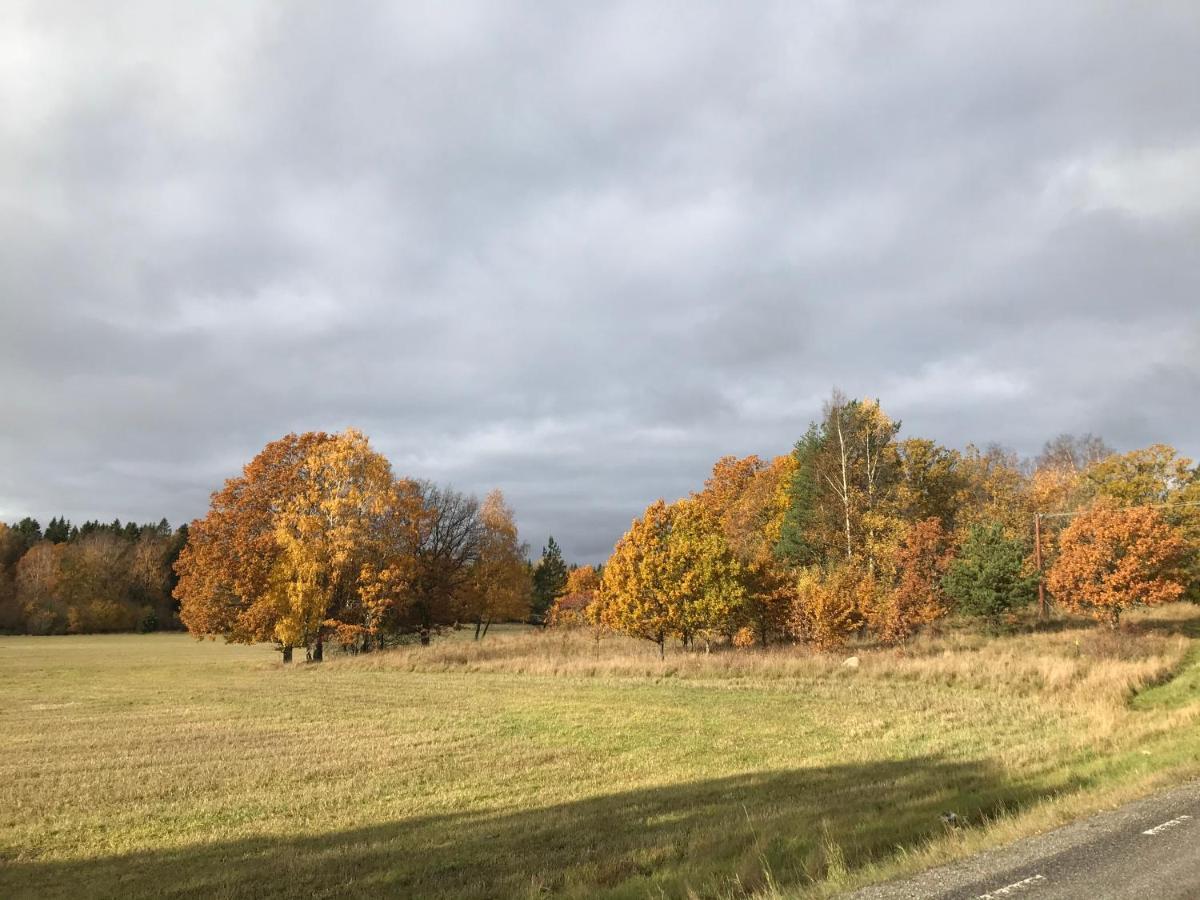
976,873,1046,898
1142,814,1193,836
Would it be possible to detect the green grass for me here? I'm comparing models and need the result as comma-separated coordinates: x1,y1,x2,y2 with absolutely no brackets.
4,612,1200,899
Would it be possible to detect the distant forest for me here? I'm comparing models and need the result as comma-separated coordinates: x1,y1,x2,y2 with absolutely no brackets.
0,517,188,634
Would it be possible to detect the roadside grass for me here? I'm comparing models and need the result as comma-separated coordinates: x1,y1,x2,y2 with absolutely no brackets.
3,606,1200,898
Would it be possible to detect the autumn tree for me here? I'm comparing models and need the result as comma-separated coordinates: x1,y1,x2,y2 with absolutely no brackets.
1029,466,1080,521
16,541,65,634
175,431,340,660
869,518,954,644
466,490,532,639
268,429,396,659
1080,444,1200,601
954,443,1031,542
593,499,742,654
668,499,746,649
1047,501,1189,628
895,439,964,532
1081,444,1196,506
176,431,507,656
595,500,680,657
548,564,601,628
942,523,1036,626
565,564,601,596
696,454,795,645
788,563,869,651
354,477,425,647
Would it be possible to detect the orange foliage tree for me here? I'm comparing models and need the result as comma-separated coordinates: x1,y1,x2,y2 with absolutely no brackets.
1047,501,1189,628
175,431,339,659
694,454,795,645
177,430,513,659
869,517,954,644
548,564,600,628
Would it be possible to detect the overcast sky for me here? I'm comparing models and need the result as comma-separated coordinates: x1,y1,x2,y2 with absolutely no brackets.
2,2,1198,562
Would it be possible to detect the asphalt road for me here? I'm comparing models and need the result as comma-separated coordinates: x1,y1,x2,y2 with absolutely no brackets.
849,779,1200,899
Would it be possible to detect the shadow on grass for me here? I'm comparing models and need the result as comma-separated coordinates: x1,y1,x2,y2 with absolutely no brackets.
2,757,1081,900
1127,611,1200,639
1024,608,1200,640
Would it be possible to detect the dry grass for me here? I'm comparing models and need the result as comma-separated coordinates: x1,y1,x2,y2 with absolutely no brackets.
3,606,1200,899
345,608,1193,714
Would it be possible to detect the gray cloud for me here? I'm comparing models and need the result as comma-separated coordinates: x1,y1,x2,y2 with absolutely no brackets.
1,1,1198,561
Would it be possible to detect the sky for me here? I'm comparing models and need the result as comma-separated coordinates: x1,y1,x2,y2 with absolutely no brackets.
1,1,1198,562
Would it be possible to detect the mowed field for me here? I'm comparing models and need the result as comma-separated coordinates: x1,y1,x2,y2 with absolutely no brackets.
5,613,1200,899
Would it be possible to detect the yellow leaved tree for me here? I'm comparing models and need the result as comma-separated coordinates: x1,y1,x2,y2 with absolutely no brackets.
464,489,532,639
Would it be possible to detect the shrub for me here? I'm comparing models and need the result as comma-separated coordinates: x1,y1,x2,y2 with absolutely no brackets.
789,564,869,650
732,626,756,649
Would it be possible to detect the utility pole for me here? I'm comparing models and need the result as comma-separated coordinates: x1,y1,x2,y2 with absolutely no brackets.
1034,512,1046,620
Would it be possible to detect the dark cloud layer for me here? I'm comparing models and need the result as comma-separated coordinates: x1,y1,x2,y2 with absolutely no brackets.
2,1,1198,561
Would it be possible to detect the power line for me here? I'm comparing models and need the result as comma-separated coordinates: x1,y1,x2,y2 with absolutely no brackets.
1036,499,1200,520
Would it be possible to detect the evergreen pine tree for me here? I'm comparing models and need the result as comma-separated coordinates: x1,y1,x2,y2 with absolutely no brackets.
44,517,71,543
531,536,568,624
775,426,823,566
942,524,1036,626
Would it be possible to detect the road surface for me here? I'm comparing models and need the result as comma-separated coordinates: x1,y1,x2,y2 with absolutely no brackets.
849,779,1200,899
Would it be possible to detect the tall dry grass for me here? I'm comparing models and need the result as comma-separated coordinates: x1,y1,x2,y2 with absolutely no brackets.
336,605,1198,718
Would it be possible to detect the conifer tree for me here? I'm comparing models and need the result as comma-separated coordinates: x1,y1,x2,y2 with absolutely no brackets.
531,535,568,623
942,523,1036,626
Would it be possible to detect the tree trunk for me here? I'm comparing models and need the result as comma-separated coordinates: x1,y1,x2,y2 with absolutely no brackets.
836,416,853,561
864,424,877,575
1109,608,1121,630
658,632,665,660
482,617,492,639
474,619,482,640
281,645,293,663
312,635,323,662
420,628,431,646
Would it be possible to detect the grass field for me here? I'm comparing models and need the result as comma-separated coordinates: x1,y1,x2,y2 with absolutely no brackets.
5,611,1200,899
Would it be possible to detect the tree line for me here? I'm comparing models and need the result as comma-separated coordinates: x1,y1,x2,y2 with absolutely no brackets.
560,392,1200,654
7,401,1196,656
0,517,188,634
